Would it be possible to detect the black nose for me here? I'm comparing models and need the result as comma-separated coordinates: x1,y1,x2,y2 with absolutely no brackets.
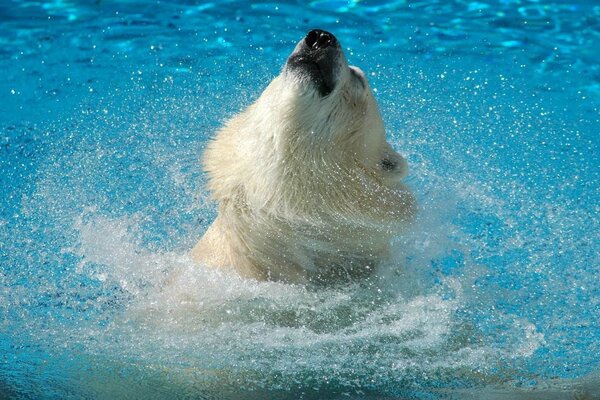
305,29,337,49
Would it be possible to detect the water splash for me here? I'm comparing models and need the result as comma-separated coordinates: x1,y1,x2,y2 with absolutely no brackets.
1,0,598,398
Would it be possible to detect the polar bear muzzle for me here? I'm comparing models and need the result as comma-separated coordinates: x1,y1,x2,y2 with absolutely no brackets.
285,29,342,97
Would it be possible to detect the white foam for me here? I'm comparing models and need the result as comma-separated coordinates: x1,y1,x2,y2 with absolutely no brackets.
67,213,547,393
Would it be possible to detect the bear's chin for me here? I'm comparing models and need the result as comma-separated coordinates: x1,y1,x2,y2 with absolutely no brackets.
285,55,339,97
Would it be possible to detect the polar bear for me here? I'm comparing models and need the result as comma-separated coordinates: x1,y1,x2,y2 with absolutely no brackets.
191,29,416,283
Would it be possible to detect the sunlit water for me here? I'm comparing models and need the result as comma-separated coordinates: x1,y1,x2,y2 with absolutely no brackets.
1,0,599,399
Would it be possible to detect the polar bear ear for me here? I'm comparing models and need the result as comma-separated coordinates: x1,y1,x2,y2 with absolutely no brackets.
379,144,408,181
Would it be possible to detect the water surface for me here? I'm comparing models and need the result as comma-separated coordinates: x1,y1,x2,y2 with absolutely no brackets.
1,0,599,398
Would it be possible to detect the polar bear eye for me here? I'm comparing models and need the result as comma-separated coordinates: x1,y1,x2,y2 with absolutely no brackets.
381,158,398,171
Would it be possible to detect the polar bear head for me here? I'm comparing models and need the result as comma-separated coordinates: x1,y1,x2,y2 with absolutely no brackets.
204,29,410,214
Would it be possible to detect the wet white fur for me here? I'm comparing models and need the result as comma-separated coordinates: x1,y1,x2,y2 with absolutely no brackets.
191,51,416,283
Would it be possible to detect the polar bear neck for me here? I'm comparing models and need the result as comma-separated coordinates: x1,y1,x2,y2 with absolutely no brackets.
202,74,413,223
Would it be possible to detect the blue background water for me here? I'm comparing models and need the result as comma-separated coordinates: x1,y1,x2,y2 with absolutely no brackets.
1,0,599,398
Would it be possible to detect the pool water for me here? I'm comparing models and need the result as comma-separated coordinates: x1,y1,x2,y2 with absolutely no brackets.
1,0,599,398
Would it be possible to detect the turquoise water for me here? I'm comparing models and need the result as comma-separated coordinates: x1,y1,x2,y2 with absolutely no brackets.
1,0,599,398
